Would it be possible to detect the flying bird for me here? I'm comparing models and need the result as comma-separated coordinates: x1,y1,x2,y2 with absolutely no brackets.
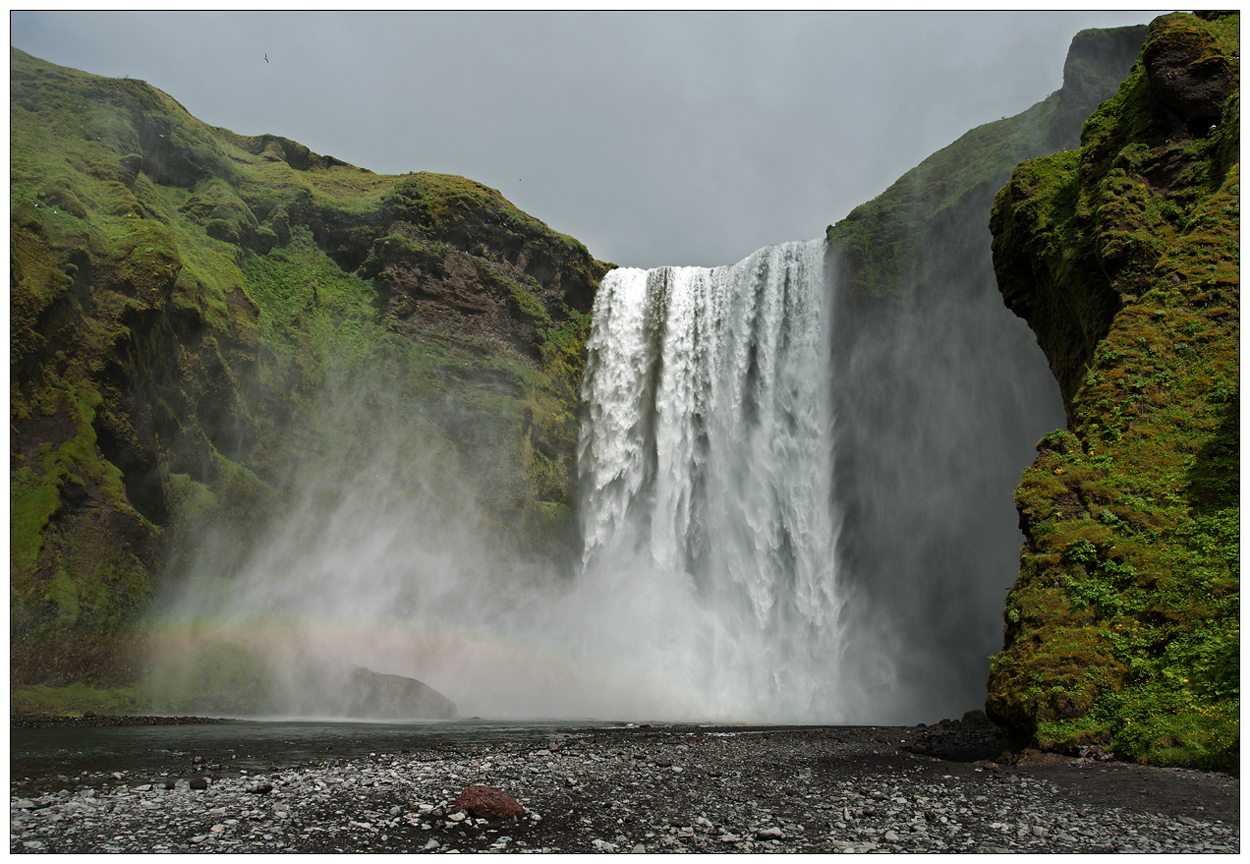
264,53,269,63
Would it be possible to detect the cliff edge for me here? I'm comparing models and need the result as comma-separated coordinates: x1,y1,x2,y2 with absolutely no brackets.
822,25,1148,716
987,12,1238,771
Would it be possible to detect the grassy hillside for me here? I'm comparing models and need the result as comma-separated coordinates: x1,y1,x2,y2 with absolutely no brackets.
10,47,609,700
986,12,1239,771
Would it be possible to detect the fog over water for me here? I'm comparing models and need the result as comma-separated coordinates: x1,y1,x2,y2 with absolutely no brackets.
828,250,1067,720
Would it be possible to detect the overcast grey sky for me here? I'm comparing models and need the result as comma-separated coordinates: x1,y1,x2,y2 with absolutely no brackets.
11,10,1155,268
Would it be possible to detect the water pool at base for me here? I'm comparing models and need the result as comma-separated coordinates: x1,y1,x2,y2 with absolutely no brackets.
10,719,626,791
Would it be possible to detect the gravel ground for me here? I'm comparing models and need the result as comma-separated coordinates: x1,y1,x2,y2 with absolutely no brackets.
10,722,1239,854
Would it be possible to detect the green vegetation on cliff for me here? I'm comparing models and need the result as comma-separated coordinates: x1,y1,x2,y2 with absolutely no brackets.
828,25,1147,300
10,47,609,699
821,25,1149,717
987,12,1238,771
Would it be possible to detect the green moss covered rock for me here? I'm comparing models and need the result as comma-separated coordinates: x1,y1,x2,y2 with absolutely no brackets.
987,12,1239,771
10,47,609,696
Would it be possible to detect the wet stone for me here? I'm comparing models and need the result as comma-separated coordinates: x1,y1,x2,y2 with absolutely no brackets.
7,724,1239,854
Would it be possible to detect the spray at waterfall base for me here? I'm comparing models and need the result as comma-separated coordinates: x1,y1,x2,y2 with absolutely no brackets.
151,238,1060,724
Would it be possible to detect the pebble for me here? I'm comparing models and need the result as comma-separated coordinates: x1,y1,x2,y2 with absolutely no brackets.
7,725,1239,854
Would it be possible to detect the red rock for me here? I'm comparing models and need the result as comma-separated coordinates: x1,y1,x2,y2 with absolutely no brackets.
452,785,524,819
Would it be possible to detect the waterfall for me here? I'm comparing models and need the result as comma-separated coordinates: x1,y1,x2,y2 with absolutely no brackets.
576,239,848,721
144,240,853,723
146,233,1058,723
147,230,1058,724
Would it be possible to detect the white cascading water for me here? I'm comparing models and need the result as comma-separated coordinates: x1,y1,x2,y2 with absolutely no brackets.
149,231,1057,722
577,239,848,721
148,238,850,724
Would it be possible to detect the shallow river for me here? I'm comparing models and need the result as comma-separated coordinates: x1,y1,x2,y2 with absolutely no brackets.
10,719,621,792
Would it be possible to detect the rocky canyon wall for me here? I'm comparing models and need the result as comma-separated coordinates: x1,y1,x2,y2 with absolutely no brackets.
10,13,1234,763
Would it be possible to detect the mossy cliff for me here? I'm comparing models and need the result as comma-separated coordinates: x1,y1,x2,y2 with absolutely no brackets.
828,24,1147,303
822,27,1148,716
987,12,1238,771
10,47,610,694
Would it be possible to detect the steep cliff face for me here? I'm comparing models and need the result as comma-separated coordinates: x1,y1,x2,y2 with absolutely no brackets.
828,25,1147,303
987,12,1238,770
10,47,608,692
822,26,1147,716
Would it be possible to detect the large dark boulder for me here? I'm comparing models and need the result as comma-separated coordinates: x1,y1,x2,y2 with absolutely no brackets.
345,666,456,719
1143,14,1235,135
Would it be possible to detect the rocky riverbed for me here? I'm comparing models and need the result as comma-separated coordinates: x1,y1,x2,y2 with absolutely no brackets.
10,721,1239,854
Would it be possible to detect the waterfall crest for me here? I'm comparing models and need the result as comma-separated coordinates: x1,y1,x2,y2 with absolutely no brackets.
577,239,848,721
